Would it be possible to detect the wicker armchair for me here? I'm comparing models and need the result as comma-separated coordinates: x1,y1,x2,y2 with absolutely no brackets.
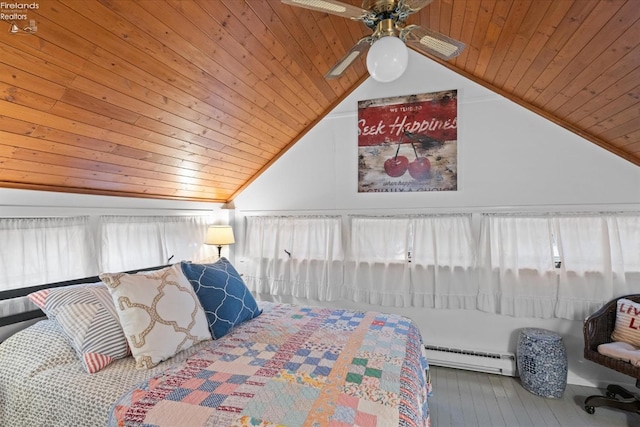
583,294,640,415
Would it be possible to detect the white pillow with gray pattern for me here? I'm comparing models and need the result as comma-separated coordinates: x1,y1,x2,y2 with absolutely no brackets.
100,264,212,369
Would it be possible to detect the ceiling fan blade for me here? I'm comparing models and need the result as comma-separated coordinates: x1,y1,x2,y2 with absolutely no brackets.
281,0,371,21
325,36,374,79
398,0,434,14
400,25,466,60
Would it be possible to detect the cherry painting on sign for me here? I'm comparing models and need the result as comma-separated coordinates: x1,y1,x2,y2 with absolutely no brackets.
357,90,458,193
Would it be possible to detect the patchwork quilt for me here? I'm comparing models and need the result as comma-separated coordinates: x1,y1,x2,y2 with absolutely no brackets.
108,302,431,427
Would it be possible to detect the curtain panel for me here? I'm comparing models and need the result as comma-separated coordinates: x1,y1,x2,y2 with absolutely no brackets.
345,215,477,308
344,216,412,306
0,214,214,318
554,214,638,320
241,214,478,309
99,215,212,272
478,213,639,320
410,215,478,309
478,215,558,318
241,216,344,301
0,216,96,317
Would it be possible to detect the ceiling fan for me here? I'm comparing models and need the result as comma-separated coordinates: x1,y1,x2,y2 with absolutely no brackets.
282,0,466,82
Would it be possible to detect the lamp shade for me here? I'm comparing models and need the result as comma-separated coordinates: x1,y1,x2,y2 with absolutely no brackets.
205,225,235,246
366,36,409,83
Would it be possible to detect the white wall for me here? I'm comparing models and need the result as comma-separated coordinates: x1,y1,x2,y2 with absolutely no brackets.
233,51,640,388
0,187,229,273
0,186,233,254
235,52,640,212
0,187,223,217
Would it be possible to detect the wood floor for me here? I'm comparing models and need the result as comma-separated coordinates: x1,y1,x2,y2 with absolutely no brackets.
428,366,640,427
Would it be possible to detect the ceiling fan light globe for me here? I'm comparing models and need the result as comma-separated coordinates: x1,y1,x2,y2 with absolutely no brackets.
366,36,408,83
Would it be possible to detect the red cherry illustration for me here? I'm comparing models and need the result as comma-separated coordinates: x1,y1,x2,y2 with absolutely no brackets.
384,156,409,177
384,142,408,177
408,142,431,180
409,157,431,180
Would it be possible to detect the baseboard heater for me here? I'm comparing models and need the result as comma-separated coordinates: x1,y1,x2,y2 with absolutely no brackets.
424,345,517,377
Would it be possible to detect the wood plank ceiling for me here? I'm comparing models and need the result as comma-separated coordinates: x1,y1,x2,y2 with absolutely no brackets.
0,0,638,203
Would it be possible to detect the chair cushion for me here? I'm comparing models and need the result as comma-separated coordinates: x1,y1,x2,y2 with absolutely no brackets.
598,341,640,367
611,298,640,347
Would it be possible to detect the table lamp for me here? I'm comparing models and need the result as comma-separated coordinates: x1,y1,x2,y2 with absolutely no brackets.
205,225,235,258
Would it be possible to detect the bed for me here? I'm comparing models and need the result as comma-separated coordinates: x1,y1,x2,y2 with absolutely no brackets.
0,260,431,427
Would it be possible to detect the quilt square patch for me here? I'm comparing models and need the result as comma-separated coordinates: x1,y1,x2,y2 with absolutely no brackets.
199,380,223,392
200,393,228,407
242,381,320,425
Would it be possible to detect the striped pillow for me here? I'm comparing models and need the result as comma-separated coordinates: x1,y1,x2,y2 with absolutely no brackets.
28,283,130,373
611,298,640,347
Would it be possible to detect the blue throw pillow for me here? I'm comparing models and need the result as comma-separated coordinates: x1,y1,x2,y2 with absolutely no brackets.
180,258,262,339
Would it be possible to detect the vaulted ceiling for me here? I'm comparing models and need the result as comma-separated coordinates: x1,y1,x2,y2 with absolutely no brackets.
0,0,638,203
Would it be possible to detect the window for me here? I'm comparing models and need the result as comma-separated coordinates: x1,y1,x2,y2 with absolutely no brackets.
0,216,96,318
478,213,640,320
241,216,343,300
345,215,477,308
239,211,639,319
0,216,96,291
349,216,410,263
245,216,342,261
349,215,476,268
99,215,211,272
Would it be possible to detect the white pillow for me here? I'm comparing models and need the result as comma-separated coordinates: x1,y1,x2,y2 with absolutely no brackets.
611,298,640,347
100,264,211,369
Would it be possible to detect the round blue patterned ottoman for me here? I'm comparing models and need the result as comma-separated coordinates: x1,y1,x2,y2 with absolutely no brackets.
517,328,568,398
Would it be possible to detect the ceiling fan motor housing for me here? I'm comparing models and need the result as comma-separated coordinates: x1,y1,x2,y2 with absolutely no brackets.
363,0,397,14
362,0,409,29
375,18,398,38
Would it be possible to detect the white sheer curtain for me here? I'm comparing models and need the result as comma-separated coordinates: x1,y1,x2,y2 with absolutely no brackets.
478,213,640,320
344,216,412,306
411,214,478,309
160,216,213,263
554,214,637,320
239,212,639,318
99,215,211,272
0,216,96,316
478,215,558,318
241,216,343,301
345,215,477,308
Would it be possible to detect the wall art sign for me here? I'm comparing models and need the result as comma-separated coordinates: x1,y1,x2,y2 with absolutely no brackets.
357,90,458,193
